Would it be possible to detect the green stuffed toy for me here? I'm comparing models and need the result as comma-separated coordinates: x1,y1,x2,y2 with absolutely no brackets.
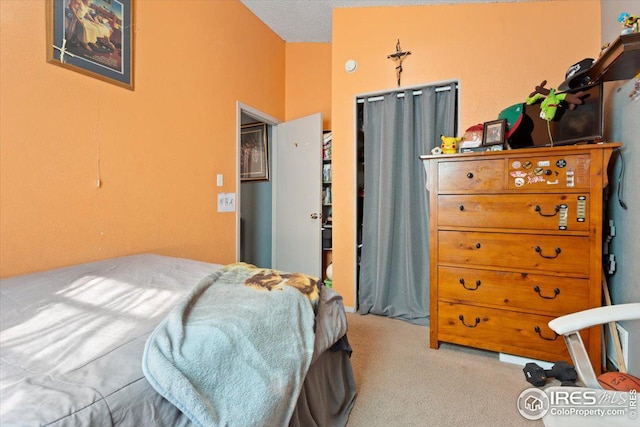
526,80,585,121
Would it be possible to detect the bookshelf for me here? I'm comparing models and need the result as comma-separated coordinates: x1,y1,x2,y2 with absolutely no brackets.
322,131,333,283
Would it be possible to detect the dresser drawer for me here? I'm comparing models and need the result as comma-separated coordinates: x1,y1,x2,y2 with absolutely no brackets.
507,154,591,190
438,159,504,191
438,230,590,276
438,301,577,361
438,194,590,231
438,266,590,315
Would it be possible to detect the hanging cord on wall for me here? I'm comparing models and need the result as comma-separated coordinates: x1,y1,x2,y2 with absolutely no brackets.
616,147,627,210
96,146,102,188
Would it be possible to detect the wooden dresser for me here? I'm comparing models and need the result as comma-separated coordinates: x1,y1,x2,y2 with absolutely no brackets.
420,143,620,372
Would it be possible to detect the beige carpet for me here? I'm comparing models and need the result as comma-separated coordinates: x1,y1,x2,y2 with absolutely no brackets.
345,312,545,427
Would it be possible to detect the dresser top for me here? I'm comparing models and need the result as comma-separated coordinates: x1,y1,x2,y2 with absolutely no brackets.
419,142,622,161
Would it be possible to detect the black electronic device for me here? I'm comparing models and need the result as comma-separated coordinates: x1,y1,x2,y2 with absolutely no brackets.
509,83,604,149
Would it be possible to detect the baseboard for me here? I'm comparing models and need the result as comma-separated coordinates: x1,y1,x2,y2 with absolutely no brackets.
499,353,554,370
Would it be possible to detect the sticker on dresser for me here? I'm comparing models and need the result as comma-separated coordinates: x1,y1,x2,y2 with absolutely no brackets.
507,155,590,190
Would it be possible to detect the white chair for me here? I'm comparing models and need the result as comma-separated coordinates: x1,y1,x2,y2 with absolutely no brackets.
541,303,640,427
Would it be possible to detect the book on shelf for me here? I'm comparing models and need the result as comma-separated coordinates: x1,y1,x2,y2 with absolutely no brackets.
323,132,332,160
322,187,332,205
323,163,332,182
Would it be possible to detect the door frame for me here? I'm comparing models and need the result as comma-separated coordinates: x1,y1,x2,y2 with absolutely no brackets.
236,101,281,263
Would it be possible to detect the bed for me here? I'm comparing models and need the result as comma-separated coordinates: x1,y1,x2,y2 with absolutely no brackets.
0,254,356,426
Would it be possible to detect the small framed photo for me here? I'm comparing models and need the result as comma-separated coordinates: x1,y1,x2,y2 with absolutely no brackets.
46,0,134,90
241,123,270,181
482,119,507,146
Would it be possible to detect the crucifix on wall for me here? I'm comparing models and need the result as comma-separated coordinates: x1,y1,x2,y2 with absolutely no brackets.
387,39,411,87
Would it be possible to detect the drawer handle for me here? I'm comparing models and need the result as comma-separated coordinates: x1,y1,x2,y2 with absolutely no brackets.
475,242,481,249
466,172,474,179
459,205,465,211
534,205,560,217
535,246,561,259
533,285,560,300
459,278,481,290
458,314,481,328
534,326,559,341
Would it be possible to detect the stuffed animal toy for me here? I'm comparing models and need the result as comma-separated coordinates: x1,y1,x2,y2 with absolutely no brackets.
526,80,585,121
440,135,462,154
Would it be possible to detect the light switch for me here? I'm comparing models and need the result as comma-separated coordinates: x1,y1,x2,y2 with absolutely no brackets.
217,174,224,187
217,193,235,212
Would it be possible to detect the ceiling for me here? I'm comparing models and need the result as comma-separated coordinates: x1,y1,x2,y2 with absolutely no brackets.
239,0,528,42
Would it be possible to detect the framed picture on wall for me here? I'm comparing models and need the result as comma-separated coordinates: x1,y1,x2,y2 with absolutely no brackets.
241,123,270,181
46,0,134,90
482,119,507,146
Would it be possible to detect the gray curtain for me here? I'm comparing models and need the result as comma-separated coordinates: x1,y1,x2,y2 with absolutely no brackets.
358,85,456,325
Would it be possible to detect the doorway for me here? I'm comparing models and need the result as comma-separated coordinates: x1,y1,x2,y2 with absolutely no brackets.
239,112,272,268
237,103,280,268
354,82,459,324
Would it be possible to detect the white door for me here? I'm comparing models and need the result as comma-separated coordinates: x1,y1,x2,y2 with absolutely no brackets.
272,113,323,277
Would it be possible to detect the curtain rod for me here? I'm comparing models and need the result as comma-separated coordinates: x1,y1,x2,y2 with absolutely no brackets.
356,84,457,104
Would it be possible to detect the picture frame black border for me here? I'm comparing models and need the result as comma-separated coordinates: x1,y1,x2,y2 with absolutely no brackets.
240,123,270,182
482,118,507,146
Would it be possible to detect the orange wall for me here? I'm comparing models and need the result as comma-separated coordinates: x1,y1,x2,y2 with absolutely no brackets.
285,42,332,129
330,1,602,307
0,0,602,299
0,0,285,277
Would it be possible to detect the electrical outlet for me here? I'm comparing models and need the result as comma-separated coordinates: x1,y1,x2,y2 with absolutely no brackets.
616,323,629,370
217,193,235,212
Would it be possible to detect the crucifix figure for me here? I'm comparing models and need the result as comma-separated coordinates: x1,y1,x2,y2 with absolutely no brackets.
387,39,411,87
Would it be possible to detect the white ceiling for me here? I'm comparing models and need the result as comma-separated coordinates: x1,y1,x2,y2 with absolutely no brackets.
240,0,528,42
